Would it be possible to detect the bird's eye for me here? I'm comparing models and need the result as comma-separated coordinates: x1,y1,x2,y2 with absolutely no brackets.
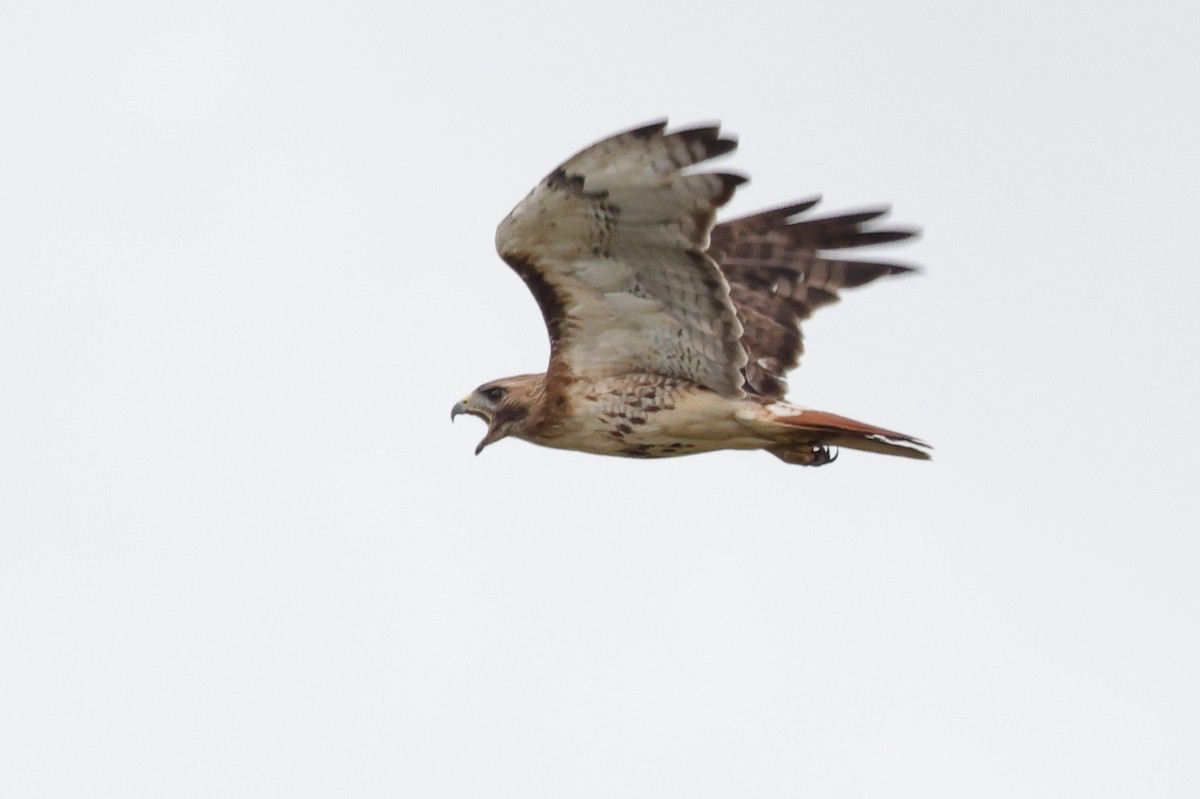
482,387,506,403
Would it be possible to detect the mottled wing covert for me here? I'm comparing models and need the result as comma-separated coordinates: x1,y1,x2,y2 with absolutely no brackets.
495,121,750,397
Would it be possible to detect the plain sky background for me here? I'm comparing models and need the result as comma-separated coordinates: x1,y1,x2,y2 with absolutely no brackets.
2,1,1198,797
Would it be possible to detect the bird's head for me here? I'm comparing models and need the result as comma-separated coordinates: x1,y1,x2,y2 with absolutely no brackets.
451,375,542,454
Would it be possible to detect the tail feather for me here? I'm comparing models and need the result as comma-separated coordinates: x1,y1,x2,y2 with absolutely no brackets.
770,409,931,464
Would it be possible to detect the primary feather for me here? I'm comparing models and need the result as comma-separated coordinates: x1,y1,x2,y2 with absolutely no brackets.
454,120,929,466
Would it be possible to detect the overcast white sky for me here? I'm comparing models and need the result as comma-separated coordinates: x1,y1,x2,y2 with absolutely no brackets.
2,1,1198,797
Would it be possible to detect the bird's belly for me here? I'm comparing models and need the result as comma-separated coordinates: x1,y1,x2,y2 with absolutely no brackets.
530,380,772,458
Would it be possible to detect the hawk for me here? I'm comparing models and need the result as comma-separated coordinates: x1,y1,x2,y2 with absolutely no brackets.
452,120,929,466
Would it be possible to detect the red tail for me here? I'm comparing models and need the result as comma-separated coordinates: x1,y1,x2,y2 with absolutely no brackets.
771,409,930,464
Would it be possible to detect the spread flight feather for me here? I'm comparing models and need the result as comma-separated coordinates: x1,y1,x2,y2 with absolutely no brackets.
453,120,930,466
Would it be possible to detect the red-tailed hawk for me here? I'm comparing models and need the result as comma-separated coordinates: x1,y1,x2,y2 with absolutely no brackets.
452,120,929,466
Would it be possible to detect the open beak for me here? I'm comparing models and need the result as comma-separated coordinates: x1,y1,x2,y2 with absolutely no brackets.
451,399,497,455
472,424,507,455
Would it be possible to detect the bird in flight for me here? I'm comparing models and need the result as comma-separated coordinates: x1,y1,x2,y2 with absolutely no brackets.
452,120,929,466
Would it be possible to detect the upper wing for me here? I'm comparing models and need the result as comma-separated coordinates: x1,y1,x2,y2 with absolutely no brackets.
709,200,918,398
495,121,750,398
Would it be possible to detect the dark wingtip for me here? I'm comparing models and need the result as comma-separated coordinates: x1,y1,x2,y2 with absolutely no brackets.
774,197,823,217
830,259,923,287
714,172,751,202
671,123,737,159
628,119,669,139
854,228,921,246
673,123,723,139
818,207,892,226
706,136,738,160
621,120,739,164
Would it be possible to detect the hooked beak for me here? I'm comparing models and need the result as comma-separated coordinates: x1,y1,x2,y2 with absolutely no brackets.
451,399,498,455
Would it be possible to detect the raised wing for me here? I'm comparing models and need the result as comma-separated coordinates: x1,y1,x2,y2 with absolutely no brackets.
709,200,918,398
496,121,750,398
